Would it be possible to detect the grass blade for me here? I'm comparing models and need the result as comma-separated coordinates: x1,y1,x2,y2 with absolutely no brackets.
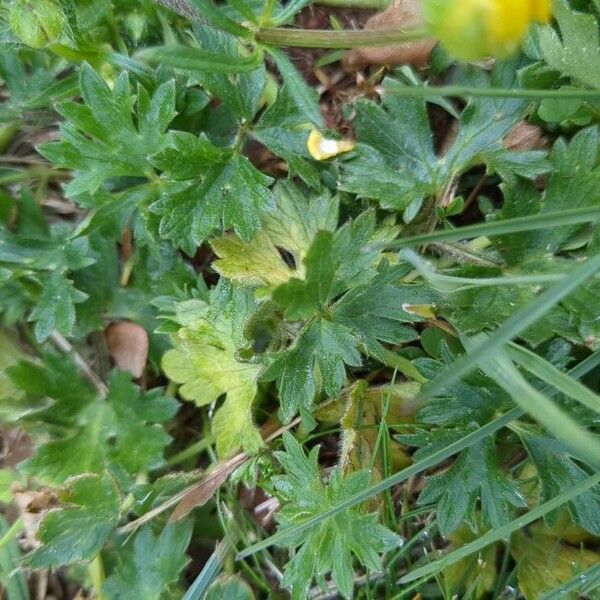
237,407,523,560
469,337,600,466
183,534,234,600
506,342,600,414
540,562,600,600
236,349,600,561
398,471,600,584
0,515,29,600
418,253,600,401
383,206,600,249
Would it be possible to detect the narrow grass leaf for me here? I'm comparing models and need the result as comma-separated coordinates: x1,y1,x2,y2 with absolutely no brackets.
0,515,29,600
183,534,235,600
236,349,600,561
418,253,600,401
399,471,600,584
468,337,600,466
540,562,600,600
384,206,600,249
506,342,600,415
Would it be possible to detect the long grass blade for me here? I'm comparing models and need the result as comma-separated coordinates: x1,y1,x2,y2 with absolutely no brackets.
383,80,600,100
398,471,600,584
506,342,600,414
0,515,29,600
183,534,234,600
470,337,600,466
383,206,600,249
418,253,600,401
540,562,600,600
237,407,523,560
236,349,600,561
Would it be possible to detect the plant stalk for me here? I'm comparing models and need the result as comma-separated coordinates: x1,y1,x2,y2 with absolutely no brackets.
383,81,600,100
256,27,428,48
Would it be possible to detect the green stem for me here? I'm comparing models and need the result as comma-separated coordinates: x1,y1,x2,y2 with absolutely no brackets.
256,26,428,48
316,0,392,8
0,517,23,550
88,555,106,600
166,437,213,467
384,81,600,100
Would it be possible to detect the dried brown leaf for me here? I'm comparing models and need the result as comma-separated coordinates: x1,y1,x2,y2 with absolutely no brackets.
504,121,545,151
169,454,246,521
343,0,436,71
105,321,149,379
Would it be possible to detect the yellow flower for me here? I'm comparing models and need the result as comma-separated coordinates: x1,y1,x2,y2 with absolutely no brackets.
423,0,553,61
307,130,356,161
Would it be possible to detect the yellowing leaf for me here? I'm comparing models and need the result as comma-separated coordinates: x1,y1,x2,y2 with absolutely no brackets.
317,380,421,475
512,525,600,600
211,180,338,290
162,286,263,457
443,523,497,598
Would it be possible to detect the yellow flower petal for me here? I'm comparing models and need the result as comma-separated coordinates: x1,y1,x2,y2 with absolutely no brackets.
423,0,553,61
307,130,356,161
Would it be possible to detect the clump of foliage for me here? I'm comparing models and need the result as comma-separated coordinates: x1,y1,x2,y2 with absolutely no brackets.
1,0,600,599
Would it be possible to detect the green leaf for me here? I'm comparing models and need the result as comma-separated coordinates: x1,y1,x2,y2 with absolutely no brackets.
273,230,337,320
103,521,193,600
38,65,175,196
205,575,254,600
539,0,600,89
341,67,526,213
162,284,263,457
519,430,600,535
149,131,225,180
417,438,526,536
153,153,275,252
140,45,262,73
22,370,178,485
253,85,322,187
272,432,402,599
188,0,252,37
266,225,432,421
191,27,266,121
399,470,600,585
26,473,121,568
266,47,324,127
28,271,88,342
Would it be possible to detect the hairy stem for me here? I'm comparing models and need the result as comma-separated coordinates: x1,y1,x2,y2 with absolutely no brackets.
256,27,428,48
383,81,600,100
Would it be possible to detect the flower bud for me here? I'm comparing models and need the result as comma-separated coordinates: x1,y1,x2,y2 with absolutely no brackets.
9,0,66,49
307,130,356,161
422,0,552,61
